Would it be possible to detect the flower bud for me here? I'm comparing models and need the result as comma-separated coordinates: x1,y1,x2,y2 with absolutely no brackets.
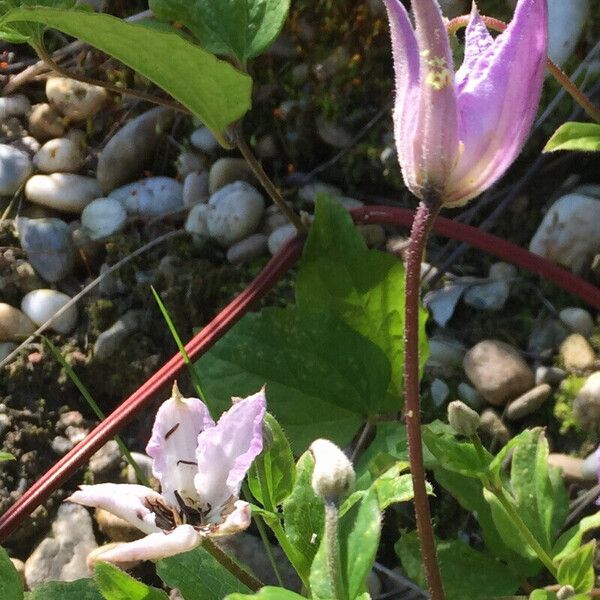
557,585,576,600
309,439,355,504
447,400,480,437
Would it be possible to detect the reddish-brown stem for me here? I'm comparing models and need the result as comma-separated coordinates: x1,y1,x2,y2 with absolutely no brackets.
404,200,444,600
447,14,600,124
2,207,600,541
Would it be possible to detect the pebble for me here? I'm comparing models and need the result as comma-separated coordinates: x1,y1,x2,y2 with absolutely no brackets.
13,260,44,294
208,158,253,193
573,372,600,428
28,103,65,140
81,198,127,240
9,557,25,588
535,365,567,386
457,382,483,410
97,263,126,298
207,182,265,247
439,0,470,18
109,176,183,218
96,107,173,193
94,310,143,361
430,379,450,407
0,342,17,363
424,281,471,327
299,181,342,204
0,303,36,341
505,383,552,420
463,340,534,406
316,116,352,148
12,135,41,156
581,448,600,481
559,307,594,337
124,452,154,485
479,409,510,444
559,334,596,372
262,204,290,235
547,0,590,67
176,151,205,178
88,440,123,482
489,262,517,281
357,224,385,248
21,289,78,334
24,503,97,589
95,508,142,543
548,453,591,483
427,337,466,371
33,137,85,173
183,171,209,207
528,319,569,357
529,193,600,273
17,217,74,282
46,77,108,121
0,144,33,195
268,224,296,255
0,94,31,120
25,174,102,213
185,203,210,237
190,126,219,154
227,233,268,265
463,279,510,311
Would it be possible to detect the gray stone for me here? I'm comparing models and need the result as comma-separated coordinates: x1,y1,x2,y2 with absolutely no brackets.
185,203,210,238
560,334,596,372
0,94,31,120
96,108,173,193
464,340,534,406
427,337,466,371
0,144,33,195
11,136,41,156
98,263,126,298
94,310,142,361
559,307,594,337
88,440,123,482
463,279,510,311
183,171,209,207
0,342,17,363
24,503,97,589
528,319,569,356
299,181,341,204
505,383,552,420
190,126,219,154
479,409,510,444
81,198,127,240
176,151,205,178
124,452,154,485
17,217,74,282
535,365,567,386
227,233,268,265
28,103,65,140
573,372,600,428
268,224,296,255
457,382,484,410
109,176,183,218
316,116,352,148
430,379,450,407
209,158,253,193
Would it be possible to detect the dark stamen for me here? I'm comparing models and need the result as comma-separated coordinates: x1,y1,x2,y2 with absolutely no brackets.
165,422,180,440
177,459,196,466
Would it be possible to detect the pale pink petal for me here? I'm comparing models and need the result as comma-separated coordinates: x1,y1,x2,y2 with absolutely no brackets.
67,483,161,535
446,0,548,204
93,525,203,563
146,383,214,508
195,389,266,517
210,501,252,536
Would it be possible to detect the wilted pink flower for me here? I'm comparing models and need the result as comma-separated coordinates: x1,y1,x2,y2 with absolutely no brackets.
68,384,266,563
383,0,548,206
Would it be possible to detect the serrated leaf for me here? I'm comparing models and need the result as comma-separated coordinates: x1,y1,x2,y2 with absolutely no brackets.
557,541,596,593
297,195,428,404
0,8,252,136
248,413,295,509
544,122,600,153
195,308,391,451
149,0,290,62
95,562,168,600
396,532,520,600
157,545,250,600
24,579,101,600
225,588,305,600
0,546,23,600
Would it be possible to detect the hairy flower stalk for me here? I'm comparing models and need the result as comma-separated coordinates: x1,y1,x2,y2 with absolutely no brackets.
382,1,548,599
68,383,266,564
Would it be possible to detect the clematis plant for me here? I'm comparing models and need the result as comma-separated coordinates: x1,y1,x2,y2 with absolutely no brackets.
67,383,266,564
383,0,548,206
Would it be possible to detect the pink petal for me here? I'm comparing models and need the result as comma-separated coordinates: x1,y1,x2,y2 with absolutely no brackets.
93,525,203,563
67,483,161,535
446,0,548,204
146,383,214,508
210,500,252,536
382,0,421,193
195,389,266,519
411,0,460,196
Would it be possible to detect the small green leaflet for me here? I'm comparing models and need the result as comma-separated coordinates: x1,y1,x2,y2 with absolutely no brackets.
544,122,600,153
556,541,596,594
95,562,168,600
225,589,305,600
0,452,15,462
0,546,22,600
24,579,102,600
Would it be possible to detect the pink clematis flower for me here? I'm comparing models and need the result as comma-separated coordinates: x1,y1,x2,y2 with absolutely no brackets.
67,384,266,564
383,0,548,206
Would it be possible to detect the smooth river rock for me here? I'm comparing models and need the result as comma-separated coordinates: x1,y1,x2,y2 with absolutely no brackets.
559,307,594,338
0,303,36,342
463,340,534,406
81,198,127,240
25,174,102,213
109,176,183,218
573,372,600,428
505,383,552,420
33,137,85,173
46,77,108,121
559,333,596,372
0,144,33,195
21,289,78,334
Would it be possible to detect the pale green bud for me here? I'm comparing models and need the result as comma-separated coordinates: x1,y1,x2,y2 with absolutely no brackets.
448,400,481,437
309,439,355,504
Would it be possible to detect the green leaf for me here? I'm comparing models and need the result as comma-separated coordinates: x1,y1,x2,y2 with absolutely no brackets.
248,413,295,509
544,122,600,153
195,308,391,451
0,452,15,462
557,541,596,593
553,511,600,561
528,592,557,600
0,8,252,136
371,465,416,510
282,452,324,570
149,0,290,62
396,532,520,600
95,562,168,600
157,545,251,600
0,546,23,600
0,0,75,43
297,195,428,404
423,425,492,478
24,579,102,600
224,588,305,600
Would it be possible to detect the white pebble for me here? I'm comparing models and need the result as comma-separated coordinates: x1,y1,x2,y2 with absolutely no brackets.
21,289,77,334
25,174,102,213
268,224,296,255
185,203,210,237
109,177,183,218
0,144,33,195
81,198,127,240
46,77,108,121
190,126,219,154
33,138,85,173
